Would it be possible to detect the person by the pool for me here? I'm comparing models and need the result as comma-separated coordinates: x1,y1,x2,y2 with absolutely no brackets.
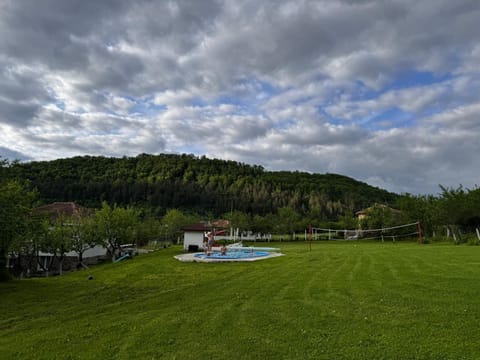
207,232,214,256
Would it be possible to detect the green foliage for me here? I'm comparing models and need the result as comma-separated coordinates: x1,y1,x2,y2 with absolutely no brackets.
69,214,102,263
251,213,275,234
95,202,139,259
49,216,73,253
134,217,163,247
273,207,298,235
225,210,251,231
338,214,359,230
161,209,196,243
3,154,398,220
466,234,480,246
360,204,402,230
393,186,480,238
0,181,37,280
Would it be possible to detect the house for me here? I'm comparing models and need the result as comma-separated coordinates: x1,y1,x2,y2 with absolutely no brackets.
34,201,90,220
182,223,211,251
9,202,107,276
355,204,401,221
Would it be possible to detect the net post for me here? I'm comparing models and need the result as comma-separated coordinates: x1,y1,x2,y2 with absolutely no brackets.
308,224,312,251
417,221,423,244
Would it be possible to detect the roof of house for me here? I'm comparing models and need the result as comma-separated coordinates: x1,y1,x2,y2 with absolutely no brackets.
355,204,400,215
34,202,90,220
182,223,211,232
211,219,230,228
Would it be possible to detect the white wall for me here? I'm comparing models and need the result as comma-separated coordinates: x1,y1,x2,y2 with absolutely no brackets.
183,232,205,250
38,245,107,258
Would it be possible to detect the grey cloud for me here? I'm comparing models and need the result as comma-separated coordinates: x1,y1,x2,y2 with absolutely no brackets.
0,0,130,68
1,0,480,195
0,99,38,127
0,64,53,126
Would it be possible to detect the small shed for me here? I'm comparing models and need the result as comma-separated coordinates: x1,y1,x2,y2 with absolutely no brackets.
182,223,210,251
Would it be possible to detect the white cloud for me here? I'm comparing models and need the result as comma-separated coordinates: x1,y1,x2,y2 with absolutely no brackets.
0,0,479,194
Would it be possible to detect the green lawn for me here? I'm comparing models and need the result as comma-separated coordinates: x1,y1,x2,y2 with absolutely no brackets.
2,242,480,359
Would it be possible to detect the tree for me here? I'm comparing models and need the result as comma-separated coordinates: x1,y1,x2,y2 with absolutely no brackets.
394,194,438,237
338,214,359,230
9,213,50,277
70,214,100,268
47,215,74,275
275,207,301,239
161,209,196,244
0,181,36,281
95,202,139,261
225,210,251,233
251,214,274,235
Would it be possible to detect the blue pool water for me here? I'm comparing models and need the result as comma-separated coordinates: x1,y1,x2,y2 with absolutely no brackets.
194,250,270,260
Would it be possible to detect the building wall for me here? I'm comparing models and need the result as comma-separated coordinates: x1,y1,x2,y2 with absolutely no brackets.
183,232,205,250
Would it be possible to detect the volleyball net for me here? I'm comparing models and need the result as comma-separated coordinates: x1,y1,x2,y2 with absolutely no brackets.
309,221,421,242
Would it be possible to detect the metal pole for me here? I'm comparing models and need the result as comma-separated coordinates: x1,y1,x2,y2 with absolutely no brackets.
417,221,423,244
309,224,312,251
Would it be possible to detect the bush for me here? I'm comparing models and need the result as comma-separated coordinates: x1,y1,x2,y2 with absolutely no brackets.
466,234,480,246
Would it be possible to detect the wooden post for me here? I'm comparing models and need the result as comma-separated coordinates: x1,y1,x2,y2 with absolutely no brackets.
417,221,423,244
308,224,312,251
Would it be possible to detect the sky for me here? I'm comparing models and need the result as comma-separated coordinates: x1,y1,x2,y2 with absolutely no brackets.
1,0,480,195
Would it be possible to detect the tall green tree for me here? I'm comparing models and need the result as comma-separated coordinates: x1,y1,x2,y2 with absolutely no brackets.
225,210,251,232
360,204,401,230
135,217,163,247
275,207,301,239
95,202,139,261
70,214,101,268
47,215,74,275
9,213,50,277
161,209,196,244
0,181,36,280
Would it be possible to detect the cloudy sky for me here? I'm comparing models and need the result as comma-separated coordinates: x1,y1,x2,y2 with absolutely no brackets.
1,0,479,195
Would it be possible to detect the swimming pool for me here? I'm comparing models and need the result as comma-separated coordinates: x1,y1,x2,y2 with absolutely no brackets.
174,246,284,262
194,250,270,260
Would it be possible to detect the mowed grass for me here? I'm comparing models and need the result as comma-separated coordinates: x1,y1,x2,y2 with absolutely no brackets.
2,242,480,359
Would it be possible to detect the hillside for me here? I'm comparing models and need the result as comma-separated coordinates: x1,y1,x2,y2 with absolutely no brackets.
3,153,398,219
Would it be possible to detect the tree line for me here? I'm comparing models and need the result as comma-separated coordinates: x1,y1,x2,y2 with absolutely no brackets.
2,153,397,220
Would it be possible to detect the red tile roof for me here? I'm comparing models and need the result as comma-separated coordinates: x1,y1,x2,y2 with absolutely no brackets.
181,223,211,232
34,202,90,220
212,219,230,228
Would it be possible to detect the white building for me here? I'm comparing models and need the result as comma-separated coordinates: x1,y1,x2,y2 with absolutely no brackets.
182,223,211,251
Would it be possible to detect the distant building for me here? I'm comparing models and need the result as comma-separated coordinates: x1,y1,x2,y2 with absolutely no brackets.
9,202,106,276
181,220,231,251
182,223,211,251
355,204,401,221
33,202,91,221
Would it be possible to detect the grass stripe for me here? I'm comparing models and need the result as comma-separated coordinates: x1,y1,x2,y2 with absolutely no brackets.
2,242,480,359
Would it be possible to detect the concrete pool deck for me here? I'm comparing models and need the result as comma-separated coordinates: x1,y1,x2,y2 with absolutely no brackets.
174,251,284,263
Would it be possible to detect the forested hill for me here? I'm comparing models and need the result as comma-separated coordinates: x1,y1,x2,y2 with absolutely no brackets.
3,153,398,220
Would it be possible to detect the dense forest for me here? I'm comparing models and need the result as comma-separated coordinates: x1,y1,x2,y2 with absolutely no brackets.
1,153,397,220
